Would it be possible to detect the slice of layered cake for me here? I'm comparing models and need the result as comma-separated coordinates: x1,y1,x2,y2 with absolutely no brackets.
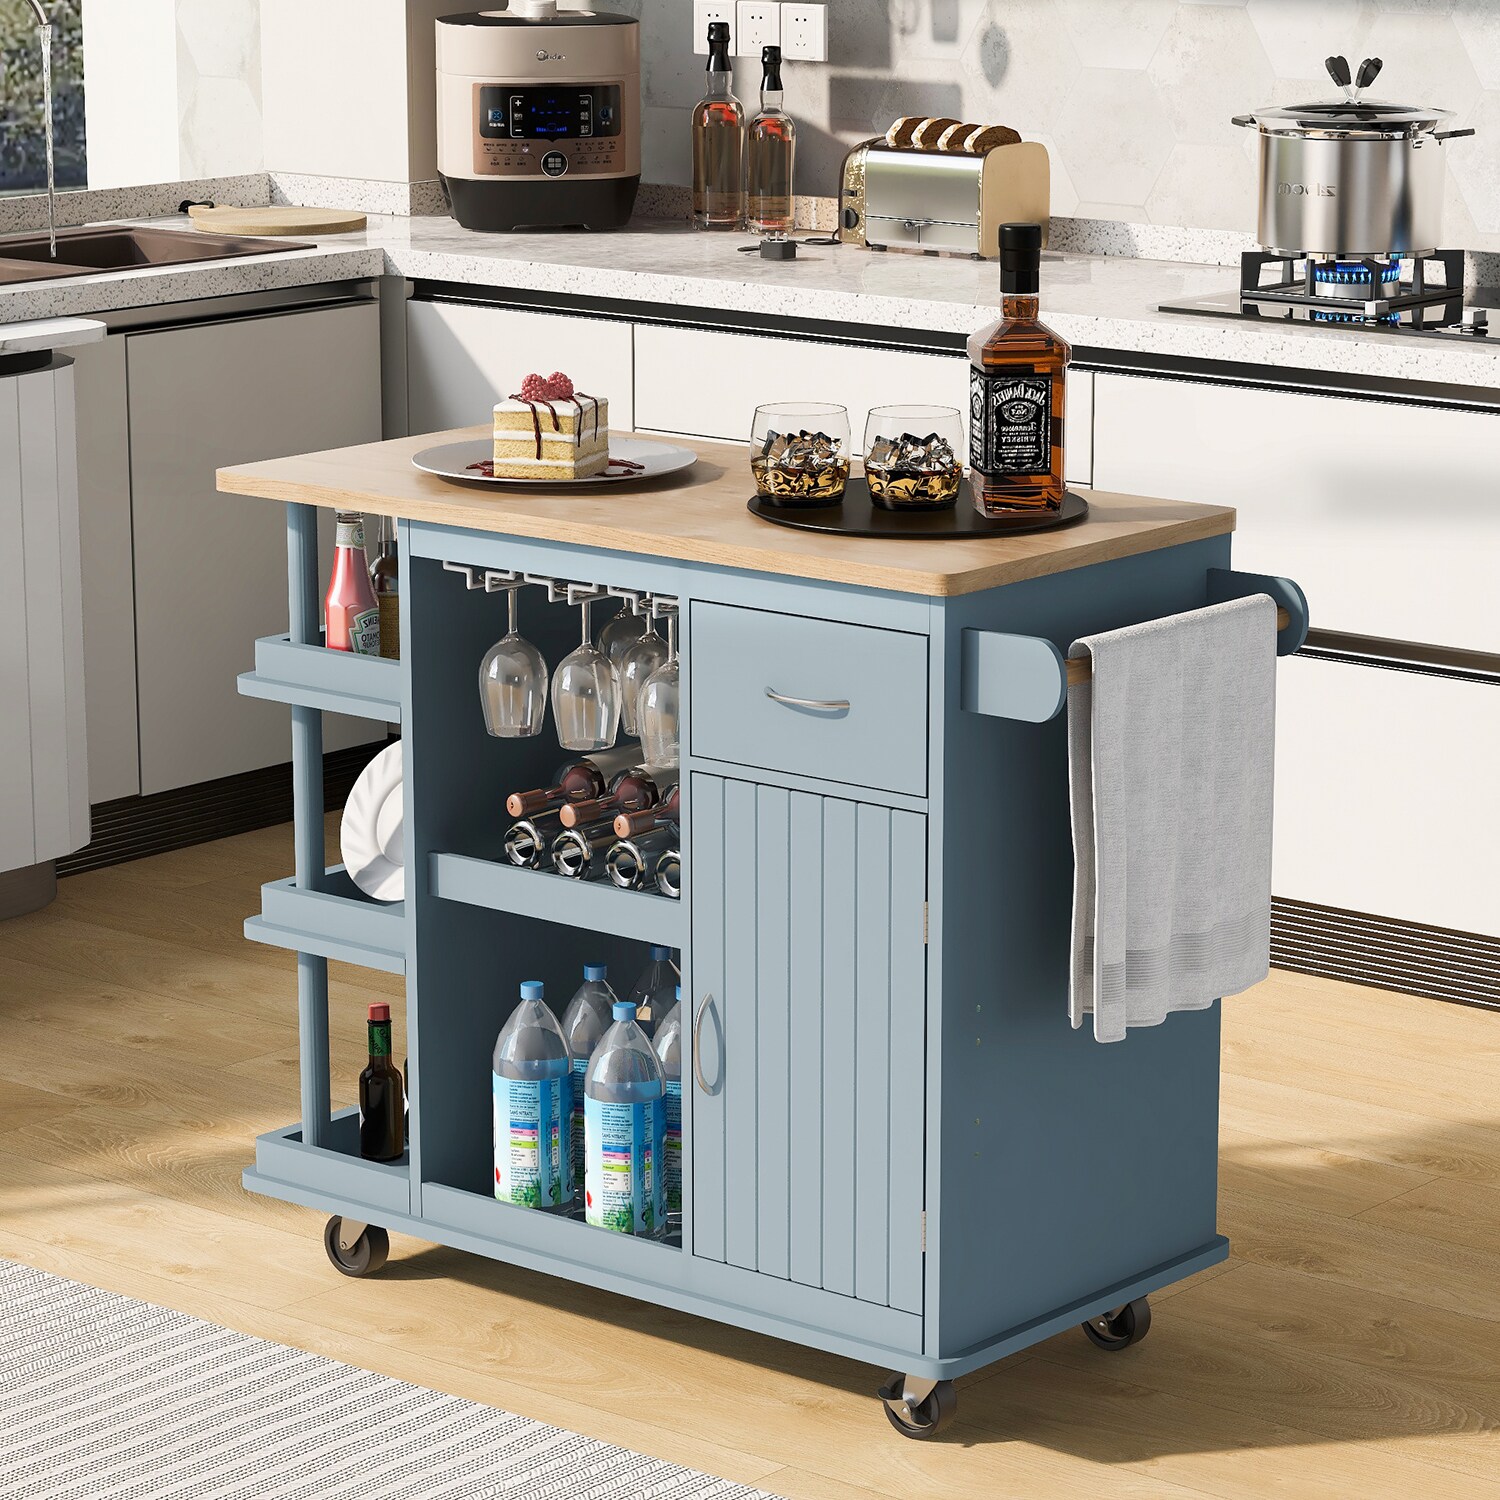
494,371,609,479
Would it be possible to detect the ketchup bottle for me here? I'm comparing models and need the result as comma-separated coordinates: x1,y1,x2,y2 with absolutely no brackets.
327,511,381,654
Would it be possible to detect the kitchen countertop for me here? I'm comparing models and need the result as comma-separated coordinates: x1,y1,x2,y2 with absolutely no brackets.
217,426,1235,599
2,212,1498,394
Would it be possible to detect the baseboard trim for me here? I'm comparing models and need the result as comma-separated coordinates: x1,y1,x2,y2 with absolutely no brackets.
1271,897,1500,1011
56,741,392,877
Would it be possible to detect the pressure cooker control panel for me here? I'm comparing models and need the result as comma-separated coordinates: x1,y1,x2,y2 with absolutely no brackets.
473,82,626,178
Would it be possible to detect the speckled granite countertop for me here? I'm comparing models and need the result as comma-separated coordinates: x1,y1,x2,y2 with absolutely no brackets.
2,213,1497,394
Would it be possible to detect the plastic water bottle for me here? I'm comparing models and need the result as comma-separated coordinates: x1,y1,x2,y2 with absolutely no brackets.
654,986,683,1229
584,1000,666,1237
628,945,678,1037
493,980,571,1212
559,964,618,1205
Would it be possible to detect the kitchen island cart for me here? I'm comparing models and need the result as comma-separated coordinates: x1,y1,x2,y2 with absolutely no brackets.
220,430,1307,1436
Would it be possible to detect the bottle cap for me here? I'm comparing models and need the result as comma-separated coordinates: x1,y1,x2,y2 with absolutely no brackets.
520,980,545,1001
650,945,671,959
707,20,729,42
584,964,607,981
761,43,783,88
368,1003,390,1022
612,1000,637,1021
999,221,1042,295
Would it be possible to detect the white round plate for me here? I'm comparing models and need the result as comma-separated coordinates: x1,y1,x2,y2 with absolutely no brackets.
411,435,696,489
341,740,405,903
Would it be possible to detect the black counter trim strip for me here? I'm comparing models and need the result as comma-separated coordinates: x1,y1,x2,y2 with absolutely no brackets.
1270,897,1500,1010
1071,345,1500,414
410,279,968,358
56,739,394,877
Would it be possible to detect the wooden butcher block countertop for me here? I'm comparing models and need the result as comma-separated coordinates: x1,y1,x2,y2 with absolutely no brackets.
217,427,1235,599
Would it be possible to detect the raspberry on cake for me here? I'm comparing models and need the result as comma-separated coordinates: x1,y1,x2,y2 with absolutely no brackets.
494,372,609,479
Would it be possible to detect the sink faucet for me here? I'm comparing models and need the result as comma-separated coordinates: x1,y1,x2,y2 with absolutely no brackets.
20,0,47,23
15,0,56,255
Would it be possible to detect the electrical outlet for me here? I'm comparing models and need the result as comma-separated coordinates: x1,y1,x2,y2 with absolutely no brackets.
735,0,780,58
692,0,734,55
780,1,827,61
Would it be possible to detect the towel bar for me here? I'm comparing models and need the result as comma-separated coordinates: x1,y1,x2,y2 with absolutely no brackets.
960,567,1309,724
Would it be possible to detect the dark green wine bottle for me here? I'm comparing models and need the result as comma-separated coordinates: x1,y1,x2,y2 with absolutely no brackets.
359,1003,405,1162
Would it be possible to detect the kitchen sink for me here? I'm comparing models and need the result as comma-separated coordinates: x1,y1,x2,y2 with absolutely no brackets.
0,224,313,285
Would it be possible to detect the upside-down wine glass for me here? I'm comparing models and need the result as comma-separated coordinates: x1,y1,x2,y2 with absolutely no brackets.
479,587,548,738
617,610,668,738
551,597,621,751
598,600,647,672
638,608,680,768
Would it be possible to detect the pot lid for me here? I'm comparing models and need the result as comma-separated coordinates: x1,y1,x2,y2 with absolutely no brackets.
1234,98,1453,134
439,6,637,25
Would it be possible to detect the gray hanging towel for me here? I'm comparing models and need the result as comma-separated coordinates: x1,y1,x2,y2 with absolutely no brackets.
1067,595,1277,1043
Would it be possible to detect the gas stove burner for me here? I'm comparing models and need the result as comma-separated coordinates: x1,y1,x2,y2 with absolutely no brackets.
1312,259,1402,299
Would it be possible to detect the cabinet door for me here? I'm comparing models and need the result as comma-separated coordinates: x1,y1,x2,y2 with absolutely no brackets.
690,773,927,1314
1274,656,1500,934
128,303,384,796
1091,371,1500,653
406,299,635,434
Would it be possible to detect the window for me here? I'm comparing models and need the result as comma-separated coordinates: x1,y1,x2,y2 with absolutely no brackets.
0,1,85,195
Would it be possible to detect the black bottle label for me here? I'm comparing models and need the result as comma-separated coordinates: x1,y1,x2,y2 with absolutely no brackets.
970,368,1050,476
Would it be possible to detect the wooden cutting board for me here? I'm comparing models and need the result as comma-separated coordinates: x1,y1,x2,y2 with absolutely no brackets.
187,204,368,236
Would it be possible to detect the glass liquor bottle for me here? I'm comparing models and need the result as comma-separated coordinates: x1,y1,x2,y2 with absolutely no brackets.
326,512,381,654
370,514,400,660
692,21,745,230
969,222,1070,518
748,45,795,237
359,1003,405,1162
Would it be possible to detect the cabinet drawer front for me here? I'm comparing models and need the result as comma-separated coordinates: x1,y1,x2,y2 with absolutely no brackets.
690,603,928,796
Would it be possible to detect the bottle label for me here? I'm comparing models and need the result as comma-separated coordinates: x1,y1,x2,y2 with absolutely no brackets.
585,1094,665,1236
493,1073,568,1210
570,1057,588,1193
336,519,366,549
970,368,1051,477
662,1079,682,1216
378,595,400,660
347,606,381,657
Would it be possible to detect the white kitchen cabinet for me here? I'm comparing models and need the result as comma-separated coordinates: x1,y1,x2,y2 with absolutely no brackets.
127,302,384,796
1273,655,1500,934
1090,371,1500,653
406,299,635,435
71,336,139,804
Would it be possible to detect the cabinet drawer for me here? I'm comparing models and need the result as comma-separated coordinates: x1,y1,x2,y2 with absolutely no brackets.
689,603,928,796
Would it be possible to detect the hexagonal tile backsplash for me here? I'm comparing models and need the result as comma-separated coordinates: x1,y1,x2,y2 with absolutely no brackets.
643,0,1500,247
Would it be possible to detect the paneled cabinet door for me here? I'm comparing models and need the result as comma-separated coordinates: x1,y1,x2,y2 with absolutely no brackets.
690,773,927,1315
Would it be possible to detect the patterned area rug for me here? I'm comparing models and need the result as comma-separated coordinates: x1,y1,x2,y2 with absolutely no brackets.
0,1258,786,1500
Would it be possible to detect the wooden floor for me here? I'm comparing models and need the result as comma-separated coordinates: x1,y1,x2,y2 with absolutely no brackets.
3,822,1499,1498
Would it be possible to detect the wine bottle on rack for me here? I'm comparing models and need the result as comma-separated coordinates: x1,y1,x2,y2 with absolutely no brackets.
614,783,681,840
559,767,673,829
503,812,563,869
656,848,682,900
359,1003,405,1162
606,828,677,890
551,818,619,880
506,745,641,820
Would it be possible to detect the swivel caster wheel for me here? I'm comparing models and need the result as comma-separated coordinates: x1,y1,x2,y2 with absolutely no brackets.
323,1216,389,1278
1082,1296,1151,1351
878,1373,957,1439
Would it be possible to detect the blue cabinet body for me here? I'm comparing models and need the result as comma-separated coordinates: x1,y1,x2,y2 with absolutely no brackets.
240,509,1256,1384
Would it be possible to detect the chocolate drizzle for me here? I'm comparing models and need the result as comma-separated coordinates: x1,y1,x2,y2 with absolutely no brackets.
574,391,602,441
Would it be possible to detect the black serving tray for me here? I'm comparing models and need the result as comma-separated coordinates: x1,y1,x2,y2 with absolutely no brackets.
748,479,1088,539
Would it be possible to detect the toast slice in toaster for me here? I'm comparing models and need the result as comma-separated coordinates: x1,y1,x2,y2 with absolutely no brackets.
884,116,925,149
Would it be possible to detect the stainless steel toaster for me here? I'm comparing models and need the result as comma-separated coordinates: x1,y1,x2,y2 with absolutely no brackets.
837,139,1051,259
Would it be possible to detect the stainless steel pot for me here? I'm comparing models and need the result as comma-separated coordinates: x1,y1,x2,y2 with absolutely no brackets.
1233,57,1473,258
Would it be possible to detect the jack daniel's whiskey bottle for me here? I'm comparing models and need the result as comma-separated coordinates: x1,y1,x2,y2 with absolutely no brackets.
969,223,1069,517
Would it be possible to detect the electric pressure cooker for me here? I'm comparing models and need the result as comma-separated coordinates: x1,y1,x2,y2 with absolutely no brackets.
1232,56,1474,258
436,4,641,232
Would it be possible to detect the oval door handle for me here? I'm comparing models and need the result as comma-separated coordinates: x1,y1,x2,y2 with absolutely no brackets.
765,687,851,713
692,992,713,1093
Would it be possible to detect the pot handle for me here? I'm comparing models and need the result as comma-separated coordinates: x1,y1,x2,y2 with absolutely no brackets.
1230,113,1257,128
1433,128,1476,141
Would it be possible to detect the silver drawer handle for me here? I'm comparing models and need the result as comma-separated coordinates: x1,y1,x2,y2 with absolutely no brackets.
765,687,851,713
692,992,713,1094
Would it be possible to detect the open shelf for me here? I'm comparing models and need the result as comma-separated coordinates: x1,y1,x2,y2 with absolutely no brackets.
246,866,407,973
255,1107,411,1217
429,851,685,947
238,633,402,722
